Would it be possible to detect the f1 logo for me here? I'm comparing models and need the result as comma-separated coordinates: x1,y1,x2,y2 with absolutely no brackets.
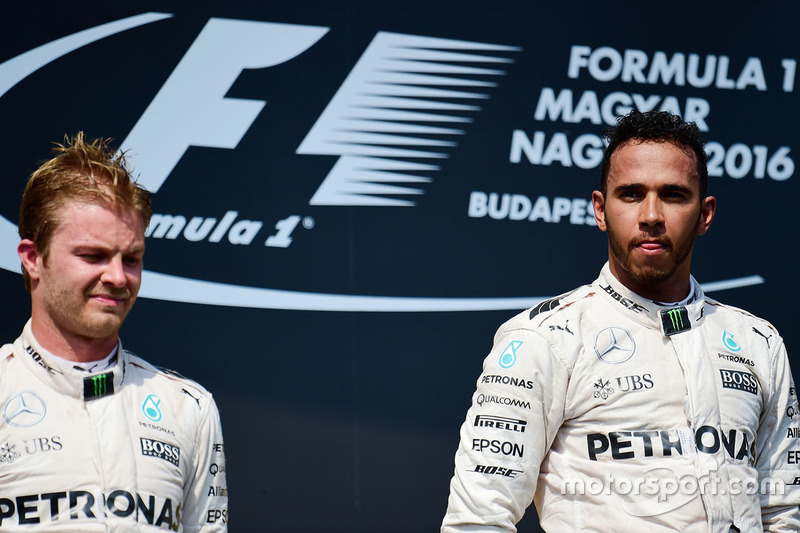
122,19,329,193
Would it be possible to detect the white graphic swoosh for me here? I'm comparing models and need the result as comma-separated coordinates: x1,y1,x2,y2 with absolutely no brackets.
0,13,767,312
136,271,764,312
0,11,173,276
0,214,767,311
0,211,767,311
0,12,172,99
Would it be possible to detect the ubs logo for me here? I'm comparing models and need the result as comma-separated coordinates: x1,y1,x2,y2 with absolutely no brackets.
594,327,636,364
3,391,46,428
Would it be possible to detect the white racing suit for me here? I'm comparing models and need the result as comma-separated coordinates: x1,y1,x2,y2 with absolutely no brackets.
0,321,228,531
442,265,800,532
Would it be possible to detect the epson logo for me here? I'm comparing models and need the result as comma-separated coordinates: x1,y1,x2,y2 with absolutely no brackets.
474,415,527,433
471,438,524,457
140,438,181,467
719,369,759,395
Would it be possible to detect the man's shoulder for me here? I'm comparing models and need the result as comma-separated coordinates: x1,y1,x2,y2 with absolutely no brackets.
498,282,595,335
703,296,782,337
0,343,12,361
124,350,214,400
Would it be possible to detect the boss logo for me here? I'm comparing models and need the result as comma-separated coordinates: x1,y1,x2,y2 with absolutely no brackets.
140,437,181,466
719,369,758,395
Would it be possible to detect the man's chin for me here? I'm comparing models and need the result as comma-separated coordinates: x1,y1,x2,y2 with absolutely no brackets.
78,315,126,340
627,265,674,284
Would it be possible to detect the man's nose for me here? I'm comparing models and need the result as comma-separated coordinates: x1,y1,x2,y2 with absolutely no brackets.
639,195,665,226
100,257,127,286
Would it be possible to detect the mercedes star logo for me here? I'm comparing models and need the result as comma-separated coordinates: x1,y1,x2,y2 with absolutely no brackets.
594,327,636,364
3,391,46,428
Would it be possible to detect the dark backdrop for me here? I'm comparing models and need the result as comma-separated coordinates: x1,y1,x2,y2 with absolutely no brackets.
1,2,797,531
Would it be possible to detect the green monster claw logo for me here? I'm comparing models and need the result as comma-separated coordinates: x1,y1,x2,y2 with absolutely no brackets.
92,374,107,397
667,309,684,331
83,372,114,400
660,307,690,336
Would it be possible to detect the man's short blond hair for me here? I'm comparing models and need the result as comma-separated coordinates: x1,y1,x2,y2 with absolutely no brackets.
18,132,152,290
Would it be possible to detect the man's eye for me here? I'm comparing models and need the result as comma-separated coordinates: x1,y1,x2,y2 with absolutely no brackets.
123,256,142,266
663,192,688,201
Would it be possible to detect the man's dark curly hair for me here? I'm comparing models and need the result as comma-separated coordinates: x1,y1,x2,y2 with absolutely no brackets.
600,110,708,198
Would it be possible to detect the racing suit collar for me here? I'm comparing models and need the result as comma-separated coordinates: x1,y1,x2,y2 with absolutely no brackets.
13,319,127,401
596,263,705,336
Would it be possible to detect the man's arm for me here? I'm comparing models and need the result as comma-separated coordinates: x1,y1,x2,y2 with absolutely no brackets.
181,395,229,532
756,335,800,531
441,325,569,532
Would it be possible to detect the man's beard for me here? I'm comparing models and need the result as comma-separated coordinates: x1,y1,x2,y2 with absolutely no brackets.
605,216,697,285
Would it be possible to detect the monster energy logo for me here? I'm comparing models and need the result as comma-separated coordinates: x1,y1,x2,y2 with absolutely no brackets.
667,309,684,330
660,307,690,336
93,375,107,395
83,372,115,400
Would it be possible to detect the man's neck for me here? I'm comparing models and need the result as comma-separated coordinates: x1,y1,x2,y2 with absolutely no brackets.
29,316,119,363
607,262,693,304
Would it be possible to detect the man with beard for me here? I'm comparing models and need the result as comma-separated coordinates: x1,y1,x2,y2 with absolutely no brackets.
442,111,800,532
0,133,228,531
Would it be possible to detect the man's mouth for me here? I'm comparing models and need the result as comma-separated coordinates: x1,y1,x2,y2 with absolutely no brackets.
89,293,128,305
632,239,670,254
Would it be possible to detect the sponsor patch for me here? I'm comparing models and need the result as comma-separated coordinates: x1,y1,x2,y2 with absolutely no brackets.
660,307,690,336
719,369,758,395
140,437,181,466
594,327,635,364
498,341,523,369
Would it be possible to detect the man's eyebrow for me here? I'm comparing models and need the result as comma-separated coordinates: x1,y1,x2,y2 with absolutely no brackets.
611,183,694,194
661,183,693,194
71,244,109,252
612,183,645,193
71,244,145,254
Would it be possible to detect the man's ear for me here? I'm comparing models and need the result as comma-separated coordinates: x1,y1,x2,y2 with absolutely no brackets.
18,239,42,281
592,191,607,232
696,196,716,236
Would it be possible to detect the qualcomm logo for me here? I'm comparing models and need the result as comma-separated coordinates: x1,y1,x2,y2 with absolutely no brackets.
0,13,766,311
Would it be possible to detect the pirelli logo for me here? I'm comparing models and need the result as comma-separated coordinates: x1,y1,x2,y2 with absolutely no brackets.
474,415,526,433
719,369,758,395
